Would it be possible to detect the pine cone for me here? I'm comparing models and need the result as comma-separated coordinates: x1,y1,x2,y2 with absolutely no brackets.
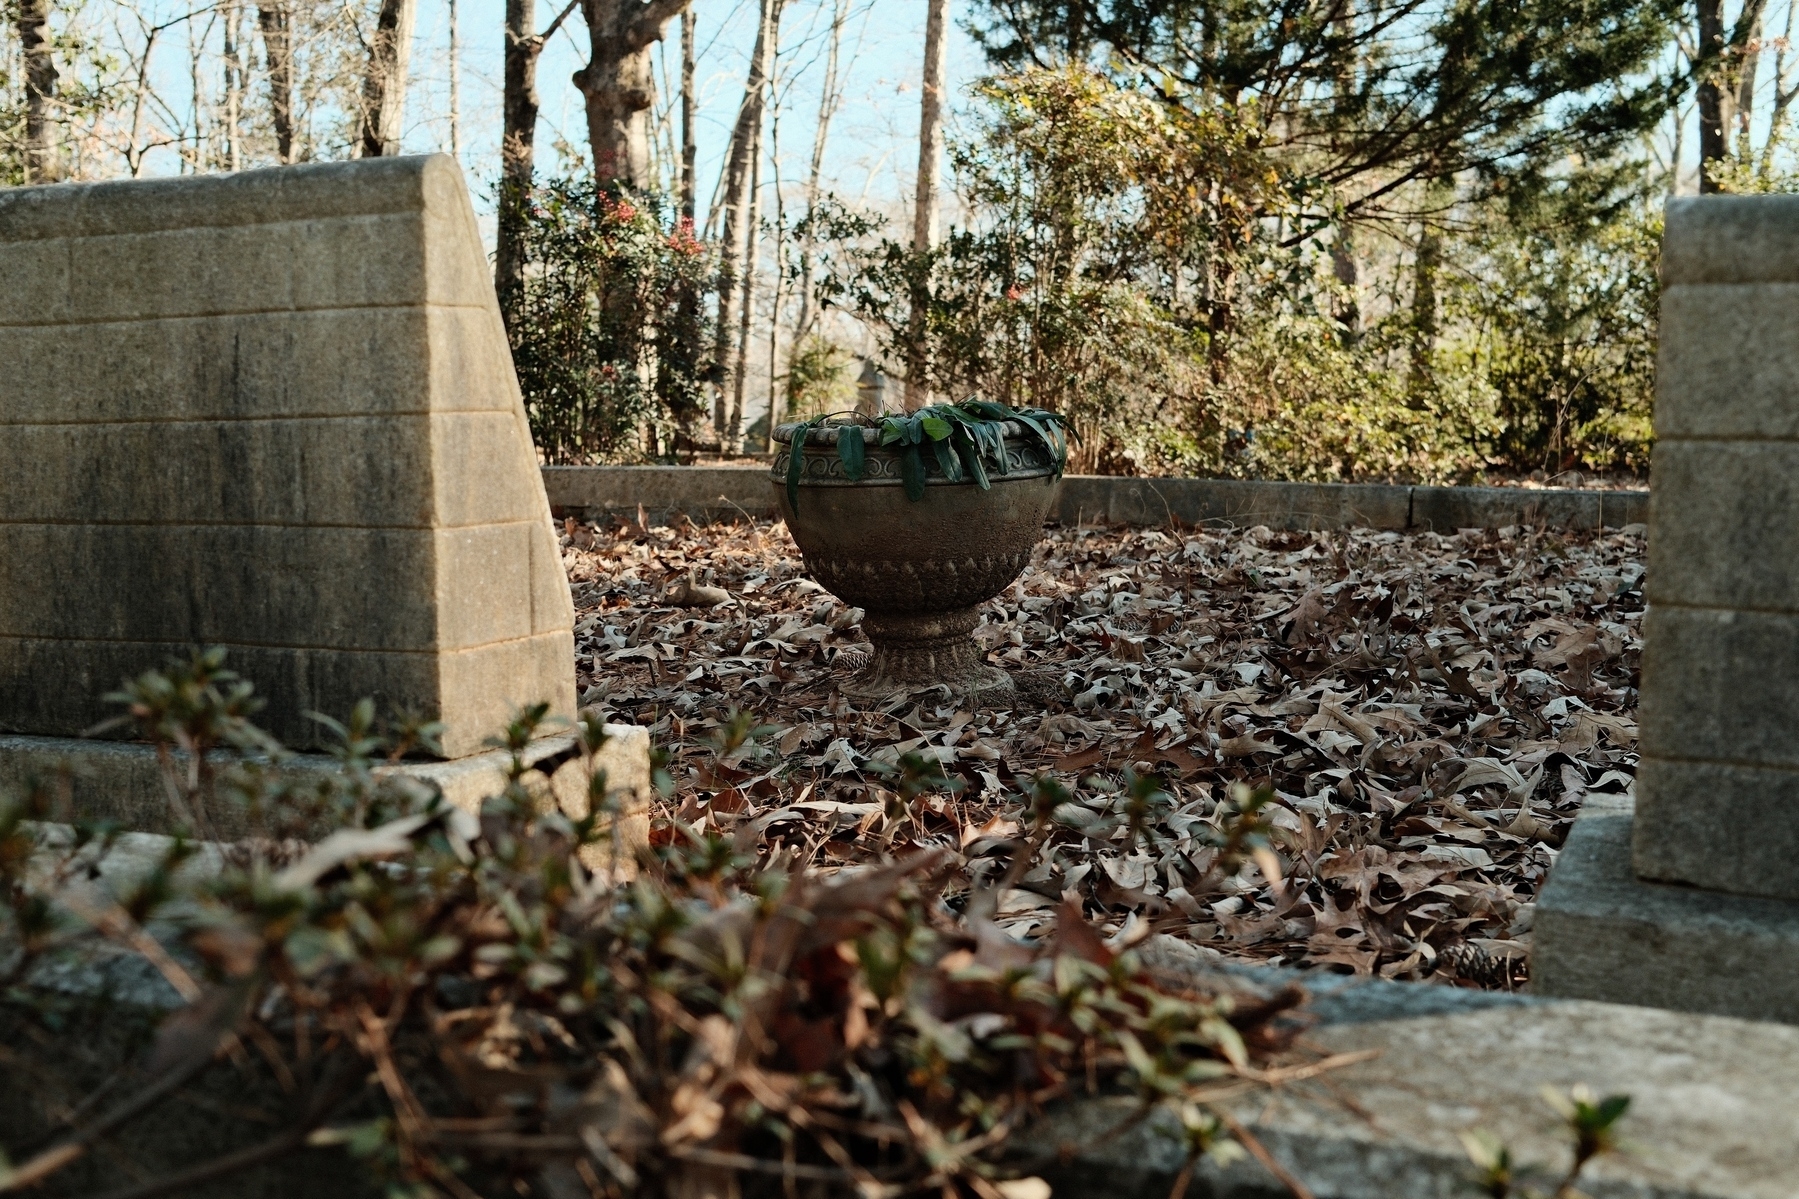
1438,941,1512,987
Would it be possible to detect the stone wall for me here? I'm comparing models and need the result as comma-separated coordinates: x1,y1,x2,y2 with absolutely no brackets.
0,156,573,757
1633,196,1799,898
542,465,1647,532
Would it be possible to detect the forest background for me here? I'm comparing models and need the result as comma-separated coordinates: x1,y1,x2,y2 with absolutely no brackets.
0,0,1782,480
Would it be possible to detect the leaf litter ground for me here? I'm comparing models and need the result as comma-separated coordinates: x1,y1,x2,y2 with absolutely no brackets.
564,515,1644,991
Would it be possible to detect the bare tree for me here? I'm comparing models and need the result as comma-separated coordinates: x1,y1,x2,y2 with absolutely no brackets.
360,0,419,157
904,0,947,411
573,0,690,189
727,119,765,448
711,0,782,436
257,2,296,162
679,7,696,219
221,0,246,170
496,0,580,305
448,0,461,157
1696,0,1771,190
19,0,59,182
792,0,849,347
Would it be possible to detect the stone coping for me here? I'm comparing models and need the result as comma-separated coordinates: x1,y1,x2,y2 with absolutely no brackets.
542,465,1648,532
0,725,651,842
18,912,1795,1198
1532,794,1799,1024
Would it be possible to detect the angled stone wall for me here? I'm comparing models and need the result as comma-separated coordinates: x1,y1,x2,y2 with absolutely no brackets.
0,155,574,757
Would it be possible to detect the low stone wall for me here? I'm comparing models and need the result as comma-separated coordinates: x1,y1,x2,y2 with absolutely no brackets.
542,464,1648,531
14,912,1795,1199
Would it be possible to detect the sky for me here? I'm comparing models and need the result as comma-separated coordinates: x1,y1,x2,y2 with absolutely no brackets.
395,0,986,245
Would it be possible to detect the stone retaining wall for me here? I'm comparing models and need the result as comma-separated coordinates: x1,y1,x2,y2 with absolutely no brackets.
542,464,1647,531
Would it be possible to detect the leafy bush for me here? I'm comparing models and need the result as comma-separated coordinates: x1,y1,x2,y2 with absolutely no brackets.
781,335,857,420
806,65,1655,483
1442,206,1659,477
1,653,1325,1197
500,179,713,464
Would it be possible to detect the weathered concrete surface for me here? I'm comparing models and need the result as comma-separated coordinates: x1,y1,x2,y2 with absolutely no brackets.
542,465,1648,532
0,725,651,849
1631,195,1799,899
542,463,777,524
14,901,1797,1198
0,156,573,757
1533,795,1799,1023
1024,991,1799,1198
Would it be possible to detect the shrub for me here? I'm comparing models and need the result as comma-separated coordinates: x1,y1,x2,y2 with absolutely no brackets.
500,179,713,464
1,653,1320,1197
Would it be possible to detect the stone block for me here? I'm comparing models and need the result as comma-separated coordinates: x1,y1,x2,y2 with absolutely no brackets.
1646,439,1799,610
541,463,777,525
1534,794,1799,1022
1024,954,1799,1196
1634,756,1799,899
0,156,572,759
1054,476,1414,530
1656,284,1799,438
1637,604,1799,777
1410,484,1644,531
0,724,646,848
1661,193,1799,285
0,305,516,424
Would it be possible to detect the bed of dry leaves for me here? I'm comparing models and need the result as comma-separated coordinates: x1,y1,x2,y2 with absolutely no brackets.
562,511,1645,991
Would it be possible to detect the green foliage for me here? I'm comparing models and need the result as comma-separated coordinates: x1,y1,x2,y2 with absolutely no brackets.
500,178,713,464
1461,1084,1631,1197
1443,202,1660,476
814,67,1286,474
972,0,1680,221
0,654,1318,1198
783,398,1072,511
781,335,856,420
805,62,1662,482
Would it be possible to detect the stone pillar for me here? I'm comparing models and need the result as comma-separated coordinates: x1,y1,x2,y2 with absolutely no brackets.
1534,196,1799,1021
0,156,575,759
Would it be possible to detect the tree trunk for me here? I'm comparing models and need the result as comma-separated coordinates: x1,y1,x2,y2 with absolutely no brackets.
1410,223,1441,394
727,121,765,450
258,2,296,162
1329,2,1358,342
680,8,697,220
904,0,949,411
19,0,58,183
574,0,688,190
710,0,781,436
792,0,847,346
360,0,419,157
1697,0,1771,191
449,0,461,157
1331,230,1360,343
499,0,540,305
1736,3,1765,151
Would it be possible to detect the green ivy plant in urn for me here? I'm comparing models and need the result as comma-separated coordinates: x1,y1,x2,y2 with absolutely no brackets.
771,398,1070,701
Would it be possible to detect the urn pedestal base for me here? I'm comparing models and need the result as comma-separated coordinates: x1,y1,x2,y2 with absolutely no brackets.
841,609,1014,702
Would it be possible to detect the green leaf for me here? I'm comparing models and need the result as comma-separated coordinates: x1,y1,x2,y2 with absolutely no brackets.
836,424,866,481
786,420,815,514
900,443,926,501
921,414,953,441
954,426,991,490
932,436,962,482
879,417,905,446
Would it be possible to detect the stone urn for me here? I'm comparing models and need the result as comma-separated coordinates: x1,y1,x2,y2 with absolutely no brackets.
771,416,1062,701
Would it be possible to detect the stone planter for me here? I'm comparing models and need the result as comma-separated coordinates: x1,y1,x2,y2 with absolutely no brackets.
771,419,1061,701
